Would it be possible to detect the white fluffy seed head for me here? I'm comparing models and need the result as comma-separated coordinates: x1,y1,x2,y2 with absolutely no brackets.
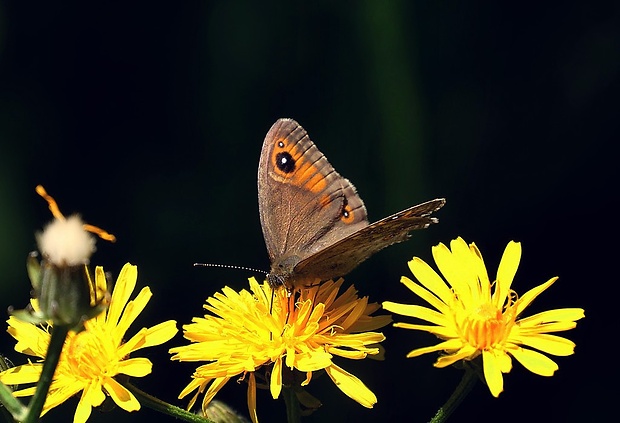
36,215,96,266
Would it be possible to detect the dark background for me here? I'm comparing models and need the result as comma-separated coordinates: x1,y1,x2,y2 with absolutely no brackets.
0,1,617,422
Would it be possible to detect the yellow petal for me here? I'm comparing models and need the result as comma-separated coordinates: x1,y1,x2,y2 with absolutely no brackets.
509,347,559,376
494,241,521,307
145,320,178,345
407,339,466,359
515,277,558,316
518,308,585,327
382,302,447,326
495,350,513,373
435,344,479,367
301,371,312,387
84,379,106,408
522,321,578,334
508,333,577,356
469,243,491,301
432,242,466,293
202,377,230,411
178,377,207,400
0,363,43,385
349,313,392,332
408,257,454,306
271,357,283,399
74,390,93,423
324,364,376,408
10,386,36,398
295,350,333,372
399,277,450,316
328,347,368,360
71,380,103,423
7,316,49,356
120,320,177,357
103,377,141,412
338,297,369,331
329,332,385,346
106,263,137,327
247,372,258,423
92,266,108,324
450,238,480,300
114,287,152,345
94,265,108,292
117,357,153,377
38,379,83,413
482,350,505,397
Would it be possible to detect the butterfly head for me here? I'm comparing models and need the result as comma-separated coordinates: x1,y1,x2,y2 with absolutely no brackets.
266,254,302,289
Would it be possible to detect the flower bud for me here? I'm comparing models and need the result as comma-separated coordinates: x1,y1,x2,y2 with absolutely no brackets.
203,400,251,423
10,186,113,330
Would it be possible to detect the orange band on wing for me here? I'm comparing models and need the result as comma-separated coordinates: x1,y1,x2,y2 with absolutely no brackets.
319,194,332,209
270,138,328,194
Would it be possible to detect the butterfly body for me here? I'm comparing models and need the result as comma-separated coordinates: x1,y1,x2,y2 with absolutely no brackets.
258,118,445,289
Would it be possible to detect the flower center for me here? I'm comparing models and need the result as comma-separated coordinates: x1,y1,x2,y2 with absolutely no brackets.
65,328,116,380
461,303,512,350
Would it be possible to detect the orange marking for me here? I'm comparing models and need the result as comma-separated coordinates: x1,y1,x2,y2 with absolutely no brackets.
36,185,64,220
271,141,327,193
288,141,304,161
305,172,326,193
83,224,117,242
319,194,331,209
36,185,116,243
341,205,354,222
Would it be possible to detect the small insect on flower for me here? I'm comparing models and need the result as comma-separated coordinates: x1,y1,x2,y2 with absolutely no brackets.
12,185,117,328
383,237,585,397
34,184,115,267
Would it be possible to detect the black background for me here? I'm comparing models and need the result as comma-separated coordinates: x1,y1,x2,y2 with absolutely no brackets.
0,1,617,422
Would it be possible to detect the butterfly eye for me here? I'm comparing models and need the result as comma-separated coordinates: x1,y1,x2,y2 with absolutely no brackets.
341,203,355,222
275,151,296,173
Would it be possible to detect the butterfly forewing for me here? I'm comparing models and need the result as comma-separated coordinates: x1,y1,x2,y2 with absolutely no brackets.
258,118,368,268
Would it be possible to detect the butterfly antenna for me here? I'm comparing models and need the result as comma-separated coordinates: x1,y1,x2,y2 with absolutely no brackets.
193,263,269,276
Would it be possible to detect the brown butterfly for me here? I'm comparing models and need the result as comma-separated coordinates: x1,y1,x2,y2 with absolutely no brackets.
258,118,445,290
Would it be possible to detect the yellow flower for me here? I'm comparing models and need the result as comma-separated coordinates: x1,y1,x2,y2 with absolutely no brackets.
383,237,584,397
0,263,178,423
170,278,390,423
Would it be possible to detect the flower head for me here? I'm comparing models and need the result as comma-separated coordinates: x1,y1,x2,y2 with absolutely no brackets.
170,278,390,423
37,215,97,267
15,185,117,328
383,237,584,397
0,263,178,423
34,185,116,267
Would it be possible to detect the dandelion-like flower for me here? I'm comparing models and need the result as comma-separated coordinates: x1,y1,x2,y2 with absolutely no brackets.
383,237,584,397
15,185,118,328
34,184,116,266
0,263,178,423
170,278,390,423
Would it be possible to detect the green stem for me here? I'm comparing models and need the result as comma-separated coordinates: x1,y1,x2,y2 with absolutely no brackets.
123,382,214,423
282,386,301,423
23,324,70,423
429,368,477,423
0,382,26,421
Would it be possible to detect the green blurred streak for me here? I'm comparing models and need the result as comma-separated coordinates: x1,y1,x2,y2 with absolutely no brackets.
358,1,429,210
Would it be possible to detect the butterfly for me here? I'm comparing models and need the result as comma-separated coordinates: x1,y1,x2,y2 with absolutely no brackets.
257,118,445,290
